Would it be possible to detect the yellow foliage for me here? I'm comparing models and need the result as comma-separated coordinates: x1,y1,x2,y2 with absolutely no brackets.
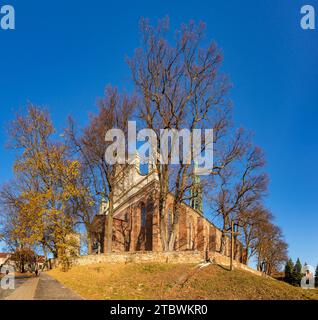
8,106,94,259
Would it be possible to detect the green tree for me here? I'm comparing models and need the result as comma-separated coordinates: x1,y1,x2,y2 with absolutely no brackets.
315,264,318,288
284,258,294,284
293,258,302,286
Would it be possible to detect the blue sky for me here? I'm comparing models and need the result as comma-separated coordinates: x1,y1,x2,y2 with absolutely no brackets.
0,0,317,267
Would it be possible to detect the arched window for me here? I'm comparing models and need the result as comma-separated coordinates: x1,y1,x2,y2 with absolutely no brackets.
141,203,146,227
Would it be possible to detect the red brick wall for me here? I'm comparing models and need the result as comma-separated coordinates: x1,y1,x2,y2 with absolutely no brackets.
178,207,188,250
196,217,204,251
91,186,243,263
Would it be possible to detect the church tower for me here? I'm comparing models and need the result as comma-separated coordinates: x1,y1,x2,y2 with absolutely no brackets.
190,163,203,214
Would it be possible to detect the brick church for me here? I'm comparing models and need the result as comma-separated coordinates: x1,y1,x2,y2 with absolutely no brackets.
90,153,244,262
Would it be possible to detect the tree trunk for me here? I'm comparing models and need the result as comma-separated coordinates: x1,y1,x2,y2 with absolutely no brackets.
257,255,262,271
42,244,48,261
168,206,180,251
220,231,227,254
87,232,92,255
160,209,168,251
168,232,176,251
233,234,237,260
158,164,169,251
244,247,249,265
220,217,229,255
106,191,114,254
158,185,168,251
42,244,48,270
85,224,93,255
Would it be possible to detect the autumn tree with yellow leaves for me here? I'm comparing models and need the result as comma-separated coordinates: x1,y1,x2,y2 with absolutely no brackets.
1,105,93,270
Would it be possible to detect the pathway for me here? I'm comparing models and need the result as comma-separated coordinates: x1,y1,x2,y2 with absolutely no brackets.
5,277,39,300
34,272,83,300
1,272,83,300
0,275,31,300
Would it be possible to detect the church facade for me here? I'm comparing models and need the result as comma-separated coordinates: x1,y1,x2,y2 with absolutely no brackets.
90,154,244,263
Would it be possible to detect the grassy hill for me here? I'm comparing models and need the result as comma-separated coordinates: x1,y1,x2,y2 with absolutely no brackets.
48,262,318,300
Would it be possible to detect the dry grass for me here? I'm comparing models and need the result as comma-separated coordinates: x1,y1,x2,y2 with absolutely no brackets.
165,264,318,300
48,263,318,300
48,263,194,300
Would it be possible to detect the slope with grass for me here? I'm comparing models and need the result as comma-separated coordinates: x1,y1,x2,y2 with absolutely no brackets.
47,263,318,300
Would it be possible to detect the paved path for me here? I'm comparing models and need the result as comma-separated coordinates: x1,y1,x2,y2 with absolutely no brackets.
1,273,83,300
0,276,31,300
5,277,39,300
34,273,83,300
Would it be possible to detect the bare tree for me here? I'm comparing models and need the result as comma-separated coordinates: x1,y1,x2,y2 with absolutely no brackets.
128,17,235,251
254,219,288,275
238,205,273,264
212,138,268,255
66,87,136,253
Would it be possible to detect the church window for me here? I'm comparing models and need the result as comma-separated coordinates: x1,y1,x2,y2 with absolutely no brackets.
141,203,146,227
